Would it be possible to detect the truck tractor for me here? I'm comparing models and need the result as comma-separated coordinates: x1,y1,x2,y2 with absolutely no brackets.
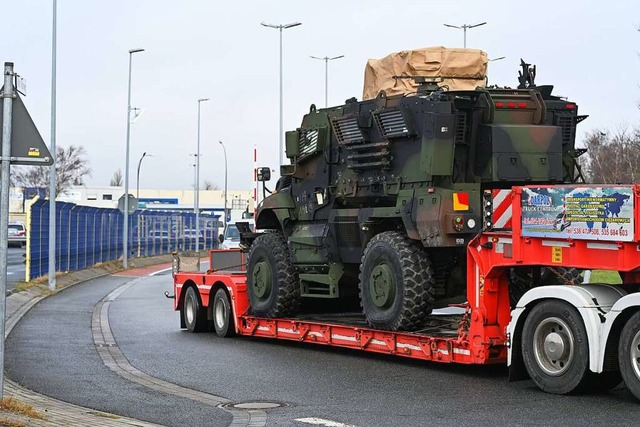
243,50,586,331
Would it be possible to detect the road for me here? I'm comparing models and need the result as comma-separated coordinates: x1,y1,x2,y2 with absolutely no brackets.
6,271,640,427
6,247,25,289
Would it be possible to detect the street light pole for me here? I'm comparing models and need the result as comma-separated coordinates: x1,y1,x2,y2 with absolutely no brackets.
195,98,209,252
136,152,152,200
261,21,301,165
443,22,487,48
123,48,144,269
219,140,228,229
48,0,57,291
310,55,344,108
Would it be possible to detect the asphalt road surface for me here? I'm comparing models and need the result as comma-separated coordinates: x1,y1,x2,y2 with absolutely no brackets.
6,247,26,288
6,271,640,427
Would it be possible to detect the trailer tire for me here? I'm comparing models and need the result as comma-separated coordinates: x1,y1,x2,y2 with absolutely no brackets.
246,232,300,317
213,288,236,338
184,286,209,333
359,231,435,331
522,300,590,394
618,311,640,400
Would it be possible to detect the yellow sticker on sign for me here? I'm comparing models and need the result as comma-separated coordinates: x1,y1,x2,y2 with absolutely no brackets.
552,246,562,263
28,148,40,157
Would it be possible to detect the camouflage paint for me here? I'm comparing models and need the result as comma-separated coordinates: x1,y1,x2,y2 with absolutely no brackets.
251,75,583,299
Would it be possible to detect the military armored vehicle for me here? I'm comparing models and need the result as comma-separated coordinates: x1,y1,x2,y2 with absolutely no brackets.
244,48,586,331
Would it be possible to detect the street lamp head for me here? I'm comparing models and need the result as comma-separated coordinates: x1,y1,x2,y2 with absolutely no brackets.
330,55,345,61
310,55,324,60
283,22,302,29
489,56,506,62
261,22,278,29
198,98,210,102
443,23,461,29
129,48,145,54
468,22,487,28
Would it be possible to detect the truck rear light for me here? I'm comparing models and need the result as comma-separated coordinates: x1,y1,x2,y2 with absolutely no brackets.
507,102,516,108
495,102,505,108
453,192,469,211
453,216,464,232
518,102,528,108
565,103,575,109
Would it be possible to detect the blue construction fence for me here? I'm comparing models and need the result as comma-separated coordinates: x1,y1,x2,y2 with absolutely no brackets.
27,199,220,281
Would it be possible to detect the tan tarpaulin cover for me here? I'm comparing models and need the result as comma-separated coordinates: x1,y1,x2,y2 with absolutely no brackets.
363,47,488,100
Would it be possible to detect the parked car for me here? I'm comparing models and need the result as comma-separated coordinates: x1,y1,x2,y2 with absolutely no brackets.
181,229,203,240
219,221,253,250
8,223,26,248
148,230,171,241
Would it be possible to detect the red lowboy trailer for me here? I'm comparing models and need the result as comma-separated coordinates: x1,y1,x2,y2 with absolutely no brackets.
169,185,640,399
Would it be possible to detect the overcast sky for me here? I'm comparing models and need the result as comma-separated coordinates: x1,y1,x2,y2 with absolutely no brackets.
2,0,639,191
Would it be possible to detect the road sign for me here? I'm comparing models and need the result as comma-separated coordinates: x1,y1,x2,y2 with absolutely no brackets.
0,91,52,166
118,194,138,214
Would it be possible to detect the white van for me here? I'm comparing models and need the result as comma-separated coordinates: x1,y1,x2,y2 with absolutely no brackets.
219,221,254,250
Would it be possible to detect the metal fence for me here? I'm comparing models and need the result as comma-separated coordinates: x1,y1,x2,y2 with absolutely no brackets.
26,199,220,281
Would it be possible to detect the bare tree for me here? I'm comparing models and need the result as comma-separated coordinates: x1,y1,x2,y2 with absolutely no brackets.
12,145,91,197
582,126,640,184
110,169,123,186
203,180,219,190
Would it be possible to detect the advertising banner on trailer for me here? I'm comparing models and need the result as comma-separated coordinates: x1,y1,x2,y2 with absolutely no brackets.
521,186,634,242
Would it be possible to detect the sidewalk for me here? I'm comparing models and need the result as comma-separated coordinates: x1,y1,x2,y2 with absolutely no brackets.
1,254,176,426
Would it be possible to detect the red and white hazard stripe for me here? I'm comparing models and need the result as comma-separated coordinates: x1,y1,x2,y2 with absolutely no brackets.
492,189,513,229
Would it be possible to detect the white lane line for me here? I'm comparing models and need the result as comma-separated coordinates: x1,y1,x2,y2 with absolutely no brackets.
296,418,358,427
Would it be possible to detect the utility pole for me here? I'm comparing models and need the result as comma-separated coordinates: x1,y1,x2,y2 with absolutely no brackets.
0,62,15,400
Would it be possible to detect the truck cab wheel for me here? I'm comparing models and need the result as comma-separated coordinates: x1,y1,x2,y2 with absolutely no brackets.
358,231,435,331
521,300,590,394
213,288,236,338
183,286,209,333
246,232,301,317
618,311,640,400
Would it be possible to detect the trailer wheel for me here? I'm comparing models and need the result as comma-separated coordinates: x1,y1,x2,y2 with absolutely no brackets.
359,231,435,331
184,286,209,333
618,311,640,400
522,300,590,394
213,288,236,338
246,232,300,317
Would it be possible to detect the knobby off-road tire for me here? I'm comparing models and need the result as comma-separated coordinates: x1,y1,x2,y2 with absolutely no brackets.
358,231,435,331
618,311,640,401
183,286,209,333
213,288,236,338
522,300,590,394
246,232,301,317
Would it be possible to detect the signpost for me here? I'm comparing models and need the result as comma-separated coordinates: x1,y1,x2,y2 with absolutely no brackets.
0,62,53,398
118,193,138,215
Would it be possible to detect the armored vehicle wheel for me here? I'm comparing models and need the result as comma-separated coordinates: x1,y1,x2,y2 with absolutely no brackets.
522,300,590,394
618,311,640,401
213,288,236,338
246,232,301,317
184,286,209,333
358,231,435,331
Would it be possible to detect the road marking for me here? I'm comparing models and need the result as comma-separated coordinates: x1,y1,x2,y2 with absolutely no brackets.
92,276,267,427
296,418,358,427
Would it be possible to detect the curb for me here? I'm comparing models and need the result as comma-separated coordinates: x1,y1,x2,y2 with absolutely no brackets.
3,254,176,426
